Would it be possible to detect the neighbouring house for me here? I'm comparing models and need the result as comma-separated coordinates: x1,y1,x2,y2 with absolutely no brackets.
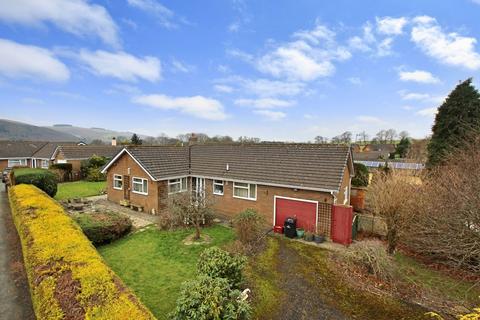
353,151,390,161
52,145,121,179
363,143,396,154
0,141,45,171
101,143,354,236
31,142,82,169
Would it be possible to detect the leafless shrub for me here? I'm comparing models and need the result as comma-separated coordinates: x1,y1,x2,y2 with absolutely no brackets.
232,209,267,255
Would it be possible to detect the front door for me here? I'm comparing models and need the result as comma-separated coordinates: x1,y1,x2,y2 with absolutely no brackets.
123,175,130,200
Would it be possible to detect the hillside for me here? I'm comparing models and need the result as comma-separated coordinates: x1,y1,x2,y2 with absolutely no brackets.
0,119,78,141
47,124,146,142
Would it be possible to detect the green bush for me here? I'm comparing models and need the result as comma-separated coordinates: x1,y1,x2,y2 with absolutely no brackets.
14,168,58,197
73,211,132,246
352,162,369,187
197,247,246,288
81,155,108,178
49,163,72,172
85,167,106,182
233,209,266,252
170,275,251,320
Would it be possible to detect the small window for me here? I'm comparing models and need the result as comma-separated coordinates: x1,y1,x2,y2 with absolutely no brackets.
113,174,123,190
168,177,188,194
132,177,148,195
41,160,49,169
233,182,256,200
8,159,27,167
213,180,224,195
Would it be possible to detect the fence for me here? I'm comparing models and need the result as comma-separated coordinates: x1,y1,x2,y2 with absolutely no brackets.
317,202,332,237
356,213,387,236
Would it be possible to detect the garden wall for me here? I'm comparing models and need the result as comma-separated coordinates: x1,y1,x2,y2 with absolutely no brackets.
8,184,155,320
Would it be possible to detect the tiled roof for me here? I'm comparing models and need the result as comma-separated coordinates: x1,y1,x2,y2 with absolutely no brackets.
353,151,389,161
126,146,190,179
57,145,122,159
114,144,352,192
0,141,47,158
33,142,79,159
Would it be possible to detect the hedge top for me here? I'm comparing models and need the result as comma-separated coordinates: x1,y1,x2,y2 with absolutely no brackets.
9,184,155,320
13,167,55,177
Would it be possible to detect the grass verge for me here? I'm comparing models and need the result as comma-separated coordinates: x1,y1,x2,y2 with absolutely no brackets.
54,180,106,200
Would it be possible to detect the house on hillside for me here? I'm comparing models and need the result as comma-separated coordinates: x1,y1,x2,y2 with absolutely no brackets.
101,143,354,235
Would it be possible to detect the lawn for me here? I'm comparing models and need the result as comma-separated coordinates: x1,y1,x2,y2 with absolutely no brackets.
54,180,106,200
98,225,235,319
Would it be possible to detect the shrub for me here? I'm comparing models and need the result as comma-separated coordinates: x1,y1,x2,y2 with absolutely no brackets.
341,240,396,282
170,275,251,320
81,155,108,178
49,163,73,182
86,167,106,182
73,211,132,246
49,163,73,171
8,184,154,320
197,247,246,288
14,168,58,197
352,162,369,187
233,209,266,254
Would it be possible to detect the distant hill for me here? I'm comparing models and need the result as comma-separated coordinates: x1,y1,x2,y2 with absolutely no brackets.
0,119,78,141
47,124,149,143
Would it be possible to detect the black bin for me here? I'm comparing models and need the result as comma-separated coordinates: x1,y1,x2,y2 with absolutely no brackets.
284,217,297,238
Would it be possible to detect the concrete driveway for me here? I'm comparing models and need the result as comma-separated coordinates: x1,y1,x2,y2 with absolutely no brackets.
0,183,35,319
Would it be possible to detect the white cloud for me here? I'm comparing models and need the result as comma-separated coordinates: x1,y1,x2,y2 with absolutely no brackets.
376,17,408,35
253,110,286,121
217,76,306,97
416,107,438,117
411,15,480,70
78,50,161,82
213,84,234,93
234,98,295,109
127,0,178,29
0,0,119,47
227,49,254,63
348,22,394,56
132,94,227,120
399,70,440,84
21,97,44,104
399,90,445,104
356,115,385,125
0,38,69,82
348,77,362,85
171,59,194,73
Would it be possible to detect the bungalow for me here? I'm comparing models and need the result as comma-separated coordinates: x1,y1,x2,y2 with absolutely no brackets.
0,141,45,171
101,143,354,235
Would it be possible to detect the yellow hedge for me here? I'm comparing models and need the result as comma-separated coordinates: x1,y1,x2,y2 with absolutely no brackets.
9,184,156,320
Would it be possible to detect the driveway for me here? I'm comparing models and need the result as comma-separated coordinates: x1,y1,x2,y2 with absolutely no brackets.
0,183,35,319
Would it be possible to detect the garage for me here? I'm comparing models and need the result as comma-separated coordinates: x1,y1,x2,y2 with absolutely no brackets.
274,196,318,232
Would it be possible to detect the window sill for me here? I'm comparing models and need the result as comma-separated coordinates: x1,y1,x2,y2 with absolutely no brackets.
113,187,123,190
213,192,224,196
132,191,148,196
233,195,256,201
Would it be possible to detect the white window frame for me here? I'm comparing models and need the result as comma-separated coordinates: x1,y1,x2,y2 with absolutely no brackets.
233,182,257,201
41,160,49,169
8,159,27,167
213,180,224,195
56,159,67,164
168,177,188,194
113,174,123,190
132,177,148,195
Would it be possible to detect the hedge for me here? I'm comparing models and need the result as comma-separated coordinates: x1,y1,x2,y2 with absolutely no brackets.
73,212,132,246
13,168,58,197
9,184,155,320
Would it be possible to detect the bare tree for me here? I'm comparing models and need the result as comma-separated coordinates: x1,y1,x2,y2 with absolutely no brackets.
398,131,409,140
314,136,328,144
385,129,397,143
168,191,215,240
357,131,369,144
406,138,430,162
375,130,387,144
366,170,416,254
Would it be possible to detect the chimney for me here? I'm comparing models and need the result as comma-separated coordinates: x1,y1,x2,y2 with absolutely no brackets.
111,137,117,146
188,133,198,146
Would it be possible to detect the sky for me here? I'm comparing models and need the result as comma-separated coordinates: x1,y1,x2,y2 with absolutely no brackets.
0,0,479,141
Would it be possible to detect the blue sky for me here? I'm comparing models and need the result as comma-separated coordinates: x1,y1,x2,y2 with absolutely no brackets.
0,0,479,141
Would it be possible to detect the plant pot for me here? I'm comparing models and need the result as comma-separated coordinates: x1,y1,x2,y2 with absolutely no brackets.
304,233,314,241
314,235,325,244
296,228,305,238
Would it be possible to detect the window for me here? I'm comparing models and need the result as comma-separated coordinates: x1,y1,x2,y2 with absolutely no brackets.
41,160,49,169
233,182,256,200
8,159,27,167
213,180,224,195
132,177,148,195
113,174,123,190
57,159,67,164
168,177,188,194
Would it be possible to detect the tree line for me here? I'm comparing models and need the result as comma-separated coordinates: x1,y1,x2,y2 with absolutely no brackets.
314,129,410,145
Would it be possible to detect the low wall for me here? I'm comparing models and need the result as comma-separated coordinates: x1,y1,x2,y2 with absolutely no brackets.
8,184,155,320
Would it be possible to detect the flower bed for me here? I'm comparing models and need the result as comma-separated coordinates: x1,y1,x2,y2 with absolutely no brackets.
8,184,155,320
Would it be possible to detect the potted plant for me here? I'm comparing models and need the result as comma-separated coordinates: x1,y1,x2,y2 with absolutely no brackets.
304,231,314,241
314,233,325,244
296,228,305,238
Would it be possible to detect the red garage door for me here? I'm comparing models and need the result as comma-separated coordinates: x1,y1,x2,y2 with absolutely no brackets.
274,197,317,232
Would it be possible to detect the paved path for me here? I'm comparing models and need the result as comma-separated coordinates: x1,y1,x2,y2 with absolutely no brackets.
0,183,35,320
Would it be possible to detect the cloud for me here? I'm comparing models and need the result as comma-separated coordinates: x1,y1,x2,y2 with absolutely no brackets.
376,17,408,35
21,97,44,104
399,90,445,104
213,84,234,93
217,76,306,97
0,0,119,47
234,98,295,109
348,22,394,56
411,15,480,70
171,58,194,73
227,49,254,63
253,110,286,121
356,115,385,125
126,0,179,29
416,107,438,116
0,38,69,82
132,94,227,120
348,77,362,85
399,70,440,84
78,50,161,82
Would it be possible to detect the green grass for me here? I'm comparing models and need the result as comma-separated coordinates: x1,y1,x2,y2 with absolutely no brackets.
98,225,235,319
395,253,480,306
13,168,50,177
54,180,106,200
